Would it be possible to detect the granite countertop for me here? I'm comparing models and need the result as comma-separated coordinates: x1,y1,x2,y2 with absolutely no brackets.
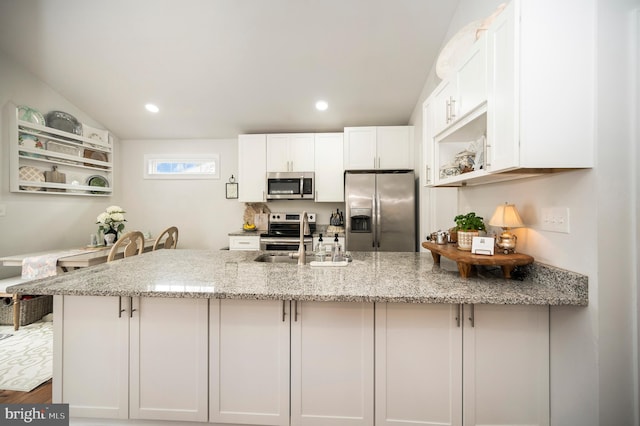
6,250,587,306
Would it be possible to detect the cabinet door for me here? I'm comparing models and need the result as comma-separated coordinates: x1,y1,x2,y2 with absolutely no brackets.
129,297,209,422
267,134,315,172
376,126,413,170
422,98,435,186
289,133,315,171
375,303,462,426
463,304,549,426
291,301,374,426
210,299,290,425
433,80,457,134
314,133,344,202
266,134,290,172
56,295,129,419
456,37,487,118
344,127,377,170
239,134,267,202
486,0,519,172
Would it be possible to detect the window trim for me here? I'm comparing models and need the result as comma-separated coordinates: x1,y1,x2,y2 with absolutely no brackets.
144,154,220,179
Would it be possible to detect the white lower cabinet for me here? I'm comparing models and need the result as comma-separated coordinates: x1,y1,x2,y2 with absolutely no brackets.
56,295,547,426
209,299,290,425
210,299,374,426
291,301,374,426
375,303,549,426
54,295,209,422
463,304,549,426
375,303,462,426
229,235,261,250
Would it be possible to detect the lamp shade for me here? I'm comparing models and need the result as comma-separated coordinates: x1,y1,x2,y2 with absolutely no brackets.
489,203,524,228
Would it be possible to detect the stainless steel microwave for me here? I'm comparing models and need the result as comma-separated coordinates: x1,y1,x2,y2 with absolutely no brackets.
266,172,315,200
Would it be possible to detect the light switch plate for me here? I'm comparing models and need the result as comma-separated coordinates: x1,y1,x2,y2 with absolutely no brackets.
540,207,570,233
0,204,6,217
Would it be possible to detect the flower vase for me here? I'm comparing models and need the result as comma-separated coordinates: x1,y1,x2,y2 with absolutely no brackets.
104,229,118,246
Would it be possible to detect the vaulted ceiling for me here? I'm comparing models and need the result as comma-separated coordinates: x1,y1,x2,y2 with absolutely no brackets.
0,0,459,139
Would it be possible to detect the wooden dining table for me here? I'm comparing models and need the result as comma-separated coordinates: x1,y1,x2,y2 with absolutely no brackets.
0,239,157,270
0,239,158,331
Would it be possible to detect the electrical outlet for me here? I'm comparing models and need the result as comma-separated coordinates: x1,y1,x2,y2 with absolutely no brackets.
540,207,570,233
0,204,6,217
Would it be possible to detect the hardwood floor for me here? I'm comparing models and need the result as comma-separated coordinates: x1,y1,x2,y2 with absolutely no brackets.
0,379,52,404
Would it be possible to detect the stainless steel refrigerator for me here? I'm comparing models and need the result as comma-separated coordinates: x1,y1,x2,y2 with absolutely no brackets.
345,170,416,252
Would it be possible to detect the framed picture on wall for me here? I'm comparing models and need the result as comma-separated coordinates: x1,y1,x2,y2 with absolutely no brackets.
226,175,238,199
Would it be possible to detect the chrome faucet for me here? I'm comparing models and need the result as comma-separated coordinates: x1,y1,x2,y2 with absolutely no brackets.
298,211,309,265
289,211,310,265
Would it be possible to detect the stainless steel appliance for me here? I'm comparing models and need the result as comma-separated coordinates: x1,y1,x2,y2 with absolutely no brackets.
260,212,316,251
345,170,416,252
266,172,314,200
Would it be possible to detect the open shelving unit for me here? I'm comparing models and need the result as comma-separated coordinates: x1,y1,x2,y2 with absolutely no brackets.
6,102,113,196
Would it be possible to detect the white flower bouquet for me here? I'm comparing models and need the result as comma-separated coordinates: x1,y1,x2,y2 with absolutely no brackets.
96,205,127,234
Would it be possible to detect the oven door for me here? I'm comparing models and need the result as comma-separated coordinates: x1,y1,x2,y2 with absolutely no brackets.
260,237,312,251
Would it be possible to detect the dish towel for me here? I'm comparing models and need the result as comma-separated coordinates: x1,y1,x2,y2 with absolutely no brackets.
21,250,86,279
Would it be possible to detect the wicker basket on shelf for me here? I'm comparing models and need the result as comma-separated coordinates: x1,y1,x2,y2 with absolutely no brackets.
0,295,53,326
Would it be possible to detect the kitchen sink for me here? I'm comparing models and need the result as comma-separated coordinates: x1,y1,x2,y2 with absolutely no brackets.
254,253,301,264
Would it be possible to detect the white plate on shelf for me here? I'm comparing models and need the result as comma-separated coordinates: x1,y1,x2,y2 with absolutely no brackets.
82,123,109,145
17,106,45,128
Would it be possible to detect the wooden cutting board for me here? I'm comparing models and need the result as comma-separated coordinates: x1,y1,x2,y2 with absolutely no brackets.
44,166,66,192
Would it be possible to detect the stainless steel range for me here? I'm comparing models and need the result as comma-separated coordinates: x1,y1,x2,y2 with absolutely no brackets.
260,212,316,251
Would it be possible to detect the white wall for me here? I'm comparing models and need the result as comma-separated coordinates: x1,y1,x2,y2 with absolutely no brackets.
118,138,343,250
0,49,122,279
410,0,639,424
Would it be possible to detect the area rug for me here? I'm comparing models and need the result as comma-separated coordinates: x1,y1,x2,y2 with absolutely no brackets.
0,320,52,391
0,333,12,341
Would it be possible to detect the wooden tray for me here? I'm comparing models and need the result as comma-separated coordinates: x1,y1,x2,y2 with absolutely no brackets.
422,241,533,279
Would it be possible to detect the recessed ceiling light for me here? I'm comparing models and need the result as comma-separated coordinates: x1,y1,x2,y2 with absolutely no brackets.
315,100,328,111
145,103,159,113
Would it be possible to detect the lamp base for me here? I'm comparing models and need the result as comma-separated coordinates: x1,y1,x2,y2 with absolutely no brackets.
496,229,517,254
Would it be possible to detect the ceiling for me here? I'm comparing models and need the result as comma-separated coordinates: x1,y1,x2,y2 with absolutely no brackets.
0,0,459,140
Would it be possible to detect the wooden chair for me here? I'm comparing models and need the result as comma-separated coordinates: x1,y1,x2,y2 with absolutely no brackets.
153,226,179,250
107,231,145,262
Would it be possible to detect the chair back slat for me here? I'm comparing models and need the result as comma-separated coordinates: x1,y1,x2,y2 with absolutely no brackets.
153,226,179,250
107,231,145,262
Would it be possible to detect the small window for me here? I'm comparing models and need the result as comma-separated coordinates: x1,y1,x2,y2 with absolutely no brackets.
144,154,220,179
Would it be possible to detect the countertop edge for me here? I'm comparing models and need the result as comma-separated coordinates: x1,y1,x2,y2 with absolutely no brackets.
4,250,588,306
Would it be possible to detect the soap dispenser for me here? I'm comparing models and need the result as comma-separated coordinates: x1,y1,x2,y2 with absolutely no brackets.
315,234,325,262
332,234,343,262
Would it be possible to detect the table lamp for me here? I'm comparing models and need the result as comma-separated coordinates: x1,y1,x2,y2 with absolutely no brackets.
489,202,524,254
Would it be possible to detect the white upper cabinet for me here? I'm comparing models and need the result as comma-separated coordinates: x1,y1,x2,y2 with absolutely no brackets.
487,0,594,172
425,0,595,187
343,127,378,170
344,126,413,170
267,133,315,172
433,38,487,137
314,133,345,202
238,134,267,202
376,126,413,170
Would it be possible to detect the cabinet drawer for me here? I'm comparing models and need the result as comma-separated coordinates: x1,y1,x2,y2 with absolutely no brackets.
229,236,260,251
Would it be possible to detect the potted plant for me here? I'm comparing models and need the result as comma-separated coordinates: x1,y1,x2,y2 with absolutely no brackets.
453,212,486,251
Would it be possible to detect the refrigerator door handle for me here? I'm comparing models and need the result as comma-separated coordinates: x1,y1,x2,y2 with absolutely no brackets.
375,192,381,248
372,193,377,248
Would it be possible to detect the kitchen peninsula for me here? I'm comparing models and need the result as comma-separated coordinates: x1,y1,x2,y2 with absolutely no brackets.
7,249,587,426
